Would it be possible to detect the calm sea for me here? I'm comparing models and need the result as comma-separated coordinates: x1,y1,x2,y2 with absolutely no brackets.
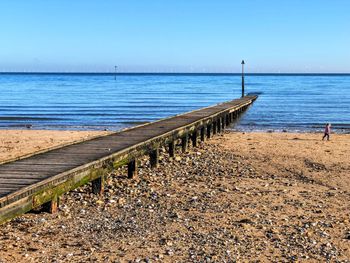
0,73,349,133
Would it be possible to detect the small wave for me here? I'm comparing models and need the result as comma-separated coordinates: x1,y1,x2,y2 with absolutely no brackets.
0,116,63,121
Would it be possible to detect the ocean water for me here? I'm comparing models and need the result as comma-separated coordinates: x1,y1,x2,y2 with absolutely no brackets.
0,73,349,133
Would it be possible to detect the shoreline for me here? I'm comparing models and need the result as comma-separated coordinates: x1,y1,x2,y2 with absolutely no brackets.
0,129,348,164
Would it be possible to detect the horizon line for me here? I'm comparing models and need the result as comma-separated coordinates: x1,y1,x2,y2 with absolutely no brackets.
0,72,350,75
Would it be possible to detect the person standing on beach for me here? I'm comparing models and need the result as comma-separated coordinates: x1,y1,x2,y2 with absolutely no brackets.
322,123,331,141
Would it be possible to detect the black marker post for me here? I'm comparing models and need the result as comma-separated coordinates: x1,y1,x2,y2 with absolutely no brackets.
241,60,245,97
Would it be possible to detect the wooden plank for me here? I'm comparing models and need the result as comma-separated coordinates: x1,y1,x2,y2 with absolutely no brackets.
0,183,37,188
16,153,100,163
10,160,88,167
0,176,42,181
0,171,52,176
0,164,77,172
0,186,25,191
4,162,83,167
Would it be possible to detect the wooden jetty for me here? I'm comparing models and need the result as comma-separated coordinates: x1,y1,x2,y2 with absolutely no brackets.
0,95,257,224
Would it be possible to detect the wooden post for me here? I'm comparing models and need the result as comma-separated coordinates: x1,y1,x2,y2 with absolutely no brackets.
226,114,230,126
149,148,159,168
217,119,221,133
207,124,212,139
191,131,198,147
42,195,59,214
213,122,217,135
200,127,205,142
128,159,137,179
222,117,225,130
92,176,104,195
181,135,188,153
168,141,175,158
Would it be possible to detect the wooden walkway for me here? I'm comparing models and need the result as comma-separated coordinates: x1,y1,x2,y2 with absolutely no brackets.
0,95,257,223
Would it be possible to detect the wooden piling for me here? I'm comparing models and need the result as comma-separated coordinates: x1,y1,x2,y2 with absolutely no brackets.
213,122,217,135
149,148,159,168
42,195,59,214
200,127,206,142
207,124,212,139
217,119,222,133
92,176,104,195
181,135,188,153
168,141,175,158
128,159,137,179
191,131,198,147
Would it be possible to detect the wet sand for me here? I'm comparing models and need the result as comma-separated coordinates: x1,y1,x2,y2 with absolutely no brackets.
0,131,349,262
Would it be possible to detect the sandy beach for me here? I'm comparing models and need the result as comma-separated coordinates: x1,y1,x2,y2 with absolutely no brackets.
0,130,349,262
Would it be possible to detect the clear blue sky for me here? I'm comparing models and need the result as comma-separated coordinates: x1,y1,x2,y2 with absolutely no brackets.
0,0,349,73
